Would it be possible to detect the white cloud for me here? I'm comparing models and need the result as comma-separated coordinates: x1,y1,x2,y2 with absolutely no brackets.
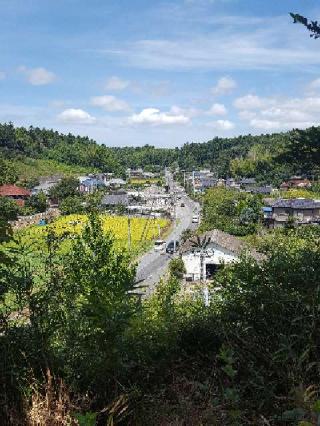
129,107,190,126
90,95,130,112
57,108,96,124
170,105,199,118
211,77,237,96
207,103,227,116
207,119,234,130
249,119,281,131
233,94,273,110
103,16,320,72
105,76,130,91
237,93,320,131
19,66,56,85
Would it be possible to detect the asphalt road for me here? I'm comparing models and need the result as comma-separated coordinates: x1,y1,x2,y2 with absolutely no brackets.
135,192,199,295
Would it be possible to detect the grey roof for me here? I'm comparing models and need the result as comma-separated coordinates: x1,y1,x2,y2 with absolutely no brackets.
239,178,256,185
106,178,126,185
180,229,265,261
272,198,320,209
200,178,217,187
32,181,58,194
101,193,129,206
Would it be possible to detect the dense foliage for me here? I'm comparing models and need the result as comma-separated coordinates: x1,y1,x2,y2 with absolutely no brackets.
201,187,263,236
1,122,320,186
0,197,20,243
1,217,320,424
48,176,80,202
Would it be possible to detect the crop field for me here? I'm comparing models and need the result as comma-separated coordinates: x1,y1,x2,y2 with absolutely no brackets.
129,178,161,185
9,214,170,256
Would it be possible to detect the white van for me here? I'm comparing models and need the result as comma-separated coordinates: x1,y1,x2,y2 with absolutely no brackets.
192,215,199,223
154,239,166,252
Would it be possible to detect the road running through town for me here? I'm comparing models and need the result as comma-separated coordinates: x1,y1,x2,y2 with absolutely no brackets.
135,187,199,295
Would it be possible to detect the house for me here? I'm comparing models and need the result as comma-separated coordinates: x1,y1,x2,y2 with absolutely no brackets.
248,185,273,195
105,178,126,189
271,198,320,227
199,178,218,191
127,168,144,179
79,178,105,193
101,191,129,208
180,229,264,282
0,184,31,207
95,173,114,184
225,178,241,190
31,180,59,195
280,176,311,191
239,178,256,190
78,175,92,183
191,170,216,193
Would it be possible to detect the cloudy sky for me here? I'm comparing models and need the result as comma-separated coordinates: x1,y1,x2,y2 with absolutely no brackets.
1,0,320,147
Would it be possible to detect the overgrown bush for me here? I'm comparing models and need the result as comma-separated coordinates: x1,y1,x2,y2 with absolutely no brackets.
201,187,263,236
1,217,320,425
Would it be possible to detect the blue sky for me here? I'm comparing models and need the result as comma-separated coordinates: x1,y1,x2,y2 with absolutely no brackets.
1,0,320,147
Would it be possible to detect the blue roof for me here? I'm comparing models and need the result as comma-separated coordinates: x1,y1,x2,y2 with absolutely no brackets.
263,207,272,212
81,178,105,187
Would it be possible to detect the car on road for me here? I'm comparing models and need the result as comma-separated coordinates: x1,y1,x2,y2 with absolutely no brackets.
192,215,199,223
166,240,180,254
154,239,166,252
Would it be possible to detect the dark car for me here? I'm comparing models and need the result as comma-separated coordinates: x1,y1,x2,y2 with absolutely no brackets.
180,202,185,207
166,240,180,254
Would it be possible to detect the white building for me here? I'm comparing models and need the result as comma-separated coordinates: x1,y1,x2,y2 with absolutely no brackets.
181,229,264,281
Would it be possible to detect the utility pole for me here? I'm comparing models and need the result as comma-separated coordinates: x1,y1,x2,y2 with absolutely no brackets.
127,216,131,250
192,171,196,196
199,249,210,307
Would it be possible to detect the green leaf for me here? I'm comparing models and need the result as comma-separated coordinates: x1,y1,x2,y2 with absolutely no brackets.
312,399,320,413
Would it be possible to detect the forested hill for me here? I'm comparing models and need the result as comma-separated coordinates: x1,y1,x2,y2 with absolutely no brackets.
1,122,319,185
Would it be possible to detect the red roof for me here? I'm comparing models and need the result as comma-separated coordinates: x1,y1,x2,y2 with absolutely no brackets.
0,184,31,197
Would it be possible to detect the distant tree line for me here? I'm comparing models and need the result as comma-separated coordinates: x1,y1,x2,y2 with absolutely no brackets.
0,122,319,186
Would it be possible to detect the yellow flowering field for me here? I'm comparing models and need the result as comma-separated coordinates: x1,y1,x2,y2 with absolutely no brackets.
14,214,170,254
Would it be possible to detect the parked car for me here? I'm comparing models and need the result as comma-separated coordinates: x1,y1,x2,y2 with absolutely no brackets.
166,240,180,254
180,202,185,207
154,239,166,252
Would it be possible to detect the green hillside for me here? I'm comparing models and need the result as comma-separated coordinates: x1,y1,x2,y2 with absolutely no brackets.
1,122,319,185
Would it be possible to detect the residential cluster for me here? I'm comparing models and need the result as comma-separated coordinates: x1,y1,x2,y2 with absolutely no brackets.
184,170,320,228
0,169,173,220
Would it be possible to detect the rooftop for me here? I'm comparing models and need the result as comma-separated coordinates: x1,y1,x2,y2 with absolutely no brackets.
272,198,320,209
239,178,256,185
101,193,129,206
0,184,31,197
180,229,265,261
106,178,126,185
81,178,105,187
